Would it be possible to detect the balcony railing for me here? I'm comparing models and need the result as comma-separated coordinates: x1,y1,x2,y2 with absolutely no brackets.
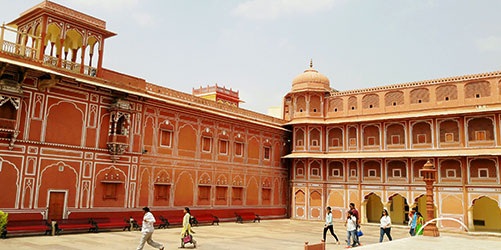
0,25,40,61
0,25,97,77
108,134,128,144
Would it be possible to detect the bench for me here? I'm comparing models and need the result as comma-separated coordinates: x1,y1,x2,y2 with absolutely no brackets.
191,214,219,226
54,218,95,234
156,211,185,228
90,218,130,232
235,212,260,223
160,215,183,228
158,216,169,229
1,220,51,238
304,241,325,250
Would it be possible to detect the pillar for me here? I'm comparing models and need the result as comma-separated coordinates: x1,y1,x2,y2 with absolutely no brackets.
38,16,48,60
80,45,86,74
422,160,440,236
96,41,104,77
57,38,64,67
0,24,4,50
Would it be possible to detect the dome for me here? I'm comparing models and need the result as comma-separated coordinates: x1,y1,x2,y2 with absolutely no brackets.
292,60,330,92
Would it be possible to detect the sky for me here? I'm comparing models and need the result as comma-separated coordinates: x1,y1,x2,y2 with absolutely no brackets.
1,0,501,114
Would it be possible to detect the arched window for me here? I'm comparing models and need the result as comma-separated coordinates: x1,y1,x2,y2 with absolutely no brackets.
328,127,343,147
295,128,305,147
412,121,432,145
309,128,321,147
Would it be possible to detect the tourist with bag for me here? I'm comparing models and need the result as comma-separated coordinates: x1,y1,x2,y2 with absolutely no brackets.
349,203,361,246
344,210,359,248
180,207,197,248
379,209,392,242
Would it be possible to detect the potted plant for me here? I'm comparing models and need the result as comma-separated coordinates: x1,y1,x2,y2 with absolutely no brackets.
0,210,7,239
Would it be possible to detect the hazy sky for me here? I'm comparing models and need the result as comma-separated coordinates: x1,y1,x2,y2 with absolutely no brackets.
1,0,500,114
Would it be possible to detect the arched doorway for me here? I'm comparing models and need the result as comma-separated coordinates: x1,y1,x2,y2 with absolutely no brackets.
414,194,437,223
388,193,409,225
471,196,501,232
365,193,383,223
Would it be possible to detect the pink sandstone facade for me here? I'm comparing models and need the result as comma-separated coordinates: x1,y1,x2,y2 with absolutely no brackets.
1,1,500,234
284,63,501,232
0,1,289,222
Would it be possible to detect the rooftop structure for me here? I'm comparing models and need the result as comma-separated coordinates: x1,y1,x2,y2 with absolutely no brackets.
192,84,243,107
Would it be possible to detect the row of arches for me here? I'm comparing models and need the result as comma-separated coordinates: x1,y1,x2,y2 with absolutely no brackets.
141,115,283,163
294,158,499,183
327,80,493,112
286,80,497,119
294,116,496,150
0,159,130,210
136,170,288,208
16,18,102,75
364,193,501,232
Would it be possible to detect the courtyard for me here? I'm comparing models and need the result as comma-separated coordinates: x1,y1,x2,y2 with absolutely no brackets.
1,219,500,250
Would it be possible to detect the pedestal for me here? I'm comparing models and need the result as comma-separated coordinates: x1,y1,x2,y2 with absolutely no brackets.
423,181,440,237
423,221,440,236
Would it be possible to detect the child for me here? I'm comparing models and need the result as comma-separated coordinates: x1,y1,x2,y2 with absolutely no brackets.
344,211,358,248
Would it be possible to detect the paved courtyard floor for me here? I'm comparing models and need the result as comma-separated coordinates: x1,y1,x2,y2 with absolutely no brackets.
0,219,500,249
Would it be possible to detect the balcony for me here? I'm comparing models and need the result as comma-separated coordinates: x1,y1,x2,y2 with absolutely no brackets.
0,118,16,131
108,134,128,144
0,25,97,77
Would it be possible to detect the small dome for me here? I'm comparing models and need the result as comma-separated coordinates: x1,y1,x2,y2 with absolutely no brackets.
292,61,330,92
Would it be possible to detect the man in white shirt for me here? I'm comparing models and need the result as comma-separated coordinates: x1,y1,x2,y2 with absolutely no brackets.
345,210,359,248
137,207,164,250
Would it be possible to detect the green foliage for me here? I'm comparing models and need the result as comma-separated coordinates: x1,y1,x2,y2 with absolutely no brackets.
0,210,8,229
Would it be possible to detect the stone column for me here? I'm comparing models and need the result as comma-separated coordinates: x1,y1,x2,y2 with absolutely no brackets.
422,160,440,236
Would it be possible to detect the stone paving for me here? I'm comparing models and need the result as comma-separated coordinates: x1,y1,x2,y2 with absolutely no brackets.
0,219,500,249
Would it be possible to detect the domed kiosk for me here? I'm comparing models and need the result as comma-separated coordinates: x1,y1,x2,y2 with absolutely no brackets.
283,60,331,121
291,60,330,92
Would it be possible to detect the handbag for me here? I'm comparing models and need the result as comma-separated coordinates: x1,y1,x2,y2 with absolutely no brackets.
357,230,363,237
183,232,192,244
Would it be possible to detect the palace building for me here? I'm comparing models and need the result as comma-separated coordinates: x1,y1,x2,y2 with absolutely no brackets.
1,1,500,234
283,62,501,232
0,1,289,222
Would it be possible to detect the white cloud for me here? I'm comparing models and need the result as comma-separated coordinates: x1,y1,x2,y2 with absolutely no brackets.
132,11,154,27
476,36,501,52
65,0,139,10
232,0,340,20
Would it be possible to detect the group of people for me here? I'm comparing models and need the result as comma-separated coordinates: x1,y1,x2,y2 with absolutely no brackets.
323,203,361,248
322,204,425,248
136,203,426,249
409,207,425,236
136,206,196,250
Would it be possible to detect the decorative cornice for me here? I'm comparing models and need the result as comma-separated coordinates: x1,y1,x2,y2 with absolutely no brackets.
331,71,501,96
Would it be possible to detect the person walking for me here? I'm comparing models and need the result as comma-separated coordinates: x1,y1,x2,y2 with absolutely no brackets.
180,207,197,248
409,207,418,236
349,203,361,246
415,212,424,235
345,210,358,248
323,207,340,244
379,209,392,242
136,207,164,250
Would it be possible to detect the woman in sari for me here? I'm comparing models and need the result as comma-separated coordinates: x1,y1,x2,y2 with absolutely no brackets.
180,207,197,248
414,212,425,235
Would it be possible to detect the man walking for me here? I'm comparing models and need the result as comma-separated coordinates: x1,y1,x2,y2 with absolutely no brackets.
137,207,164,250
349,203,361,246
